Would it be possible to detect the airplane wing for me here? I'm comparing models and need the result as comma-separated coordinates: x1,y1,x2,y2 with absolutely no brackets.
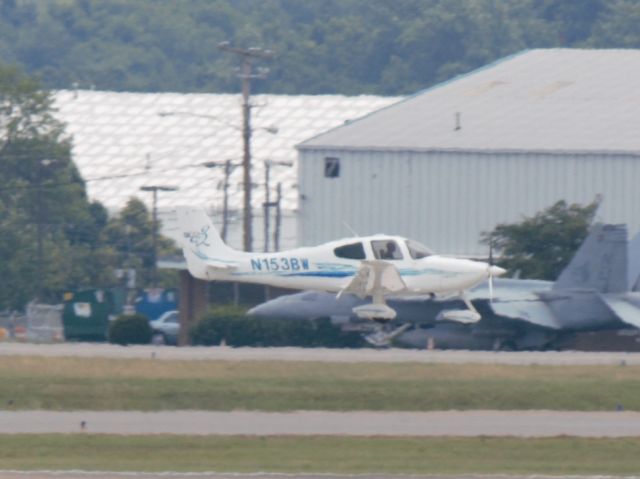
339,260,408,299
599,294,640,329
487,291,563,330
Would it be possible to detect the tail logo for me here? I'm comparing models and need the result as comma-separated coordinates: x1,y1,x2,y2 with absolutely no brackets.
184,226,210,248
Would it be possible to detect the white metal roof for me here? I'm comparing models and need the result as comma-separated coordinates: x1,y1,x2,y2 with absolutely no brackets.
53,91,400,213
299,49,640,155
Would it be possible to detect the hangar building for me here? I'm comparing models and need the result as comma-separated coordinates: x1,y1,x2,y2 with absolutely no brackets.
297,49,640,256
53,91,399,250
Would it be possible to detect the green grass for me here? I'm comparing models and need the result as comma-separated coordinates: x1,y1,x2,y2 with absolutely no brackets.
3,434,640,475
2,356,640,411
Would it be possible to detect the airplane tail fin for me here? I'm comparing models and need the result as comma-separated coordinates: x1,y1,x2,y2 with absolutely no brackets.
552,223,627,293
628,229,640,292
175,207,240,279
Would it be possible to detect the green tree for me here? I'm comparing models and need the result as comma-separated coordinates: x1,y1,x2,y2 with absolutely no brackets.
0,63,115,308
587,0,640,48
533,0,609,45
483,199,600,280
104,197,178,289
0,0,635,95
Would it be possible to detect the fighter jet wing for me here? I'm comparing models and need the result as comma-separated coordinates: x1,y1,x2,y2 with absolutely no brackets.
599,294,640,329
488,291,563,330
339,260,408,299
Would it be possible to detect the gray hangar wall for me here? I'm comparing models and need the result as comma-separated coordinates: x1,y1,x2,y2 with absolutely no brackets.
297,149,640,257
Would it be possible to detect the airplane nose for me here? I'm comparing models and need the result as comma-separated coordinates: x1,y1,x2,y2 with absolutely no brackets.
247,301,281,317
489,265,507,277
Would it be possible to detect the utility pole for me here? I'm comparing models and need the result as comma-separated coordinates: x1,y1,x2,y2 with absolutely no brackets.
218,41,273,252
274,182,283,252
263,161,271,252
140,185,178,286
35,165,44,301
35,159,57,301
204,159,237,242
263,160,292,252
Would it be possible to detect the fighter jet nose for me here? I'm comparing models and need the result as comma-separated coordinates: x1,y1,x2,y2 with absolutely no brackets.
489,265,507,277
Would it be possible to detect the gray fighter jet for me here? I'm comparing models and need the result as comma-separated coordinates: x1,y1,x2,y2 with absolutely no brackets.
249,223,640,350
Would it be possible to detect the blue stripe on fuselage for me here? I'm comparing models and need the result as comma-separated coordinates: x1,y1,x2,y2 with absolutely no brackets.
233,266,461,279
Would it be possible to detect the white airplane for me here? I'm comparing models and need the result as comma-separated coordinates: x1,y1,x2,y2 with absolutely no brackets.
176,207,506,326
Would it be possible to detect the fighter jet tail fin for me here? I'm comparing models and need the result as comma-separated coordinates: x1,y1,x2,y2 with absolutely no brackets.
552,223,627,293
628,229,640,292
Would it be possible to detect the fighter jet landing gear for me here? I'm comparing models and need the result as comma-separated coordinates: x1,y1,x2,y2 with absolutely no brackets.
436,293,482,324
351,292,409,347
363,320,411,348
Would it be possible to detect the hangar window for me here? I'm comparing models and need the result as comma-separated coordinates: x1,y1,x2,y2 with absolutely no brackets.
334,242,365,260
324,157,340,178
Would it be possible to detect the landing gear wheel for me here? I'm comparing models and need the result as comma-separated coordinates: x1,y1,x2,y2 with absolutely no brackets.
492,338,516,351
364,322,411,348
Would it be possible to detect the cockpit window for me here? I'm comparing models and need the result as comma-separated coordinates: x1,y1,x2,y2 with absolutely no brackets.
334,242,366,260
405,239,433,259
372,240,403,260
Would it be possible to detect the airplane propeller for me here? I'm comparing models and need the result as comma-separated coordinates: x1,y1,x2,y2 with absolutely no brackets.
488,237,495,303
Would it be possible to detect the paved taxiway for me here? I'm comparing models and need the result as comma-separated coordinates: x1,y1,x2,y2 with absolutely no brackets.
3,342,640,365
2,410,640,437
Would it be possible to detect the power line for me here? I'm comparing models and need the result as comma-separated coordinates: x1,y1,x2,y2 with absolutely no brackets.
0,161,217,193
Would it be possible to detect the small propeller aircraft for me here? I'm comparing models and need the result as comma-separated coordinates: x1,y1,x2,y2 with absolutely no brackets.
176,207,505,338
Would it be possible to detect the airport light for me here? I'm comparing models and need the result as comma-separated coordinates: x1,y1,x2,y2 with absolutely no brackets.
35,159,60,301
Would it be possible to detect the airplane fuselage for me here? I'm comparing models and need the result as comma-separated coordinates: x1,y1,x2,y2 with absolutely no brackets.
178,207,503,323
199,239,492,296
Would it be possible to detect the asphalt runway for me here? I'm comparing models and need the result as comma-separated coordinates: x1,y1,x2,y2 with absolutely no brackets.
3,342,640,365
2,410,640,437
4,474,635,479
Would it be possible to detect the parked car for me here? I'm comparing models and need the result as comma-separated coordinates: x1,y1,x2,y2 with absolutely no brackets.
149,310,179,345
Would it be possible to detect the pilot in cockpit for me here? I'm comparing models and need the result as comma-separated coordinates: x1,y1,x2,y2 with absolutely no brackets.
381,241,397,259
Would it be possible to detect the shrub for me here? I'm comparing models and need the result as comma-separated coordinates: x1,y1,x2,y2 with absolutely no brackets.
190,305,245,346
190,306,365,348
108,313,152,345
